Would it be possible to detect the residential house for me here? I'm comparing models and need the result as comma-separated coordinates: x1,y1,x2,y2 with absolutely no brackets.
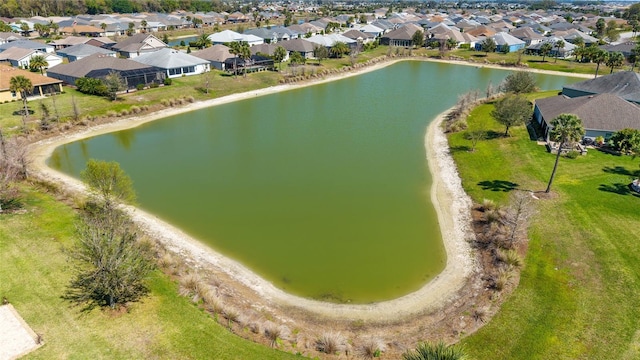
0,64,63,102
250,43,289,61
489,32,526,53
599,42,637,59
207,30,265,46
56,43,116,62
192,44,234,70
534,93,640,140
0,47,63,70
110,33,168,58
380,24,423,47
131,48,210,78
287,23,323,37
244,26,298,43
0,40,54,54
46,54,166,89
307,34,357,49
278,38,315,59
562,71,640,105
509,27,545,46
527,37,575,58
342,29,376,44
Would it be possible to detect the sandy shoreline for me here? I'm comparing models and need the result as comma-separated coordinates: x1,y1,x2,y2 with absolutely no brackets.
28,57,570,320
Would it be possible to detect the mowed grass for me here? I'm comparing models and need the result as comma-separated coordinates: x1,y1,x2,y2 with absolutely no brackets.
450,93,640,359
0,186,298,360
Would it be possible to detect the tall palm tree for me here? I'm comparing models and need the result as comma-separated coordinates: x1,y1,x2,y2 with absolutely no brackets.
229,41,251,78
540,42,553,62
29,55,48,75
545,114,585,193
9,75,34,129
605,51,624,74
100,22,107,35
554,39,564,63
631,43,640,71
591,48,608,78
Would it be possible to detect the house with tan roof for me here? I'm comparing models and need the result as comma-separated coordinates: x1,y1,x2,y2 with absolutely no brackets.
111,33,168,58
0,47,63,70
59,25,104,37
192,44,234,70
0,64,63,102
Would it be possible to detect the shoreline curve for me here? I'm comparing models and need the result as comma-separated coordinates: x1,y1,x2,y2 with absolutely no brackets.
28,58,490,320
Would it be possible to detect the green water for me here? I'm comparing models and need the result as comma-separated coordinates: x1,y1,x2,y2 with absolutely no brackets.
49,61,579,303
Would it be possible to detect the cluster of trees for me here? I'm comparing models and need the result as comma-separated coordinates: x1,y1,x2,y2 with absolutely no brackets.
0,0,229,18
75,71,126,101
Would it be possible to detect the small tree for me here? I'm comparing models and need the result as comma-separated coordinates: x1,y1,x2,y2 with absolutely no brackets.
466,128,487,152
412,30,425,48
313,45,329,64
481,38,496,55
554,40,564,63
491,94,533,136
29,55,48,75
9,75,33,130
272,46,287,71
80,159,136,209
330,42,350,58
63,207,154,310
539,42,553,62
104,71,126,101
545,114,585,193
501,71,536,94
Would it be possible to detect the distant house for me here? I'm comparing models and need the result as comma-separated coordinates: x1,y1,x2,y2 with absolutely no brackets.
131,48,210,78
534,93,640,140
207,30,264,46
0,32,25,45
59,25,104,37
307,34,357,49
49,36,92,50
599,42,637,59
46,54,166,89
0,64,63,102
0,47,63,70
342,29,376,44
562,71,640,105
56,43,117,62
527,37,575,58
250,43,289,61
0,40,54,54
110,33,167,58
192,44,234,70
509,27,545,46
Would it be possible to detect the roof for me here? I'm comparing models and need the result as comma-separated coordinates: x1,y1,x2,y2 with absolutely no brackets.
307,34,356,47
0,39,53,52
491,32,525,46
535,93,640,132
59,25,103,34
342,29,374,40
191,44,233,62
563,71,640,104
0,47,37,61
47,53,157,79
131,48,208,69
0,32,25,42
56,43,116,58
250,43,279,56
49,36,91,47
381,23,423,41
278,38,315,53
509,27,544,41
112,33,166,51
0,64,62,91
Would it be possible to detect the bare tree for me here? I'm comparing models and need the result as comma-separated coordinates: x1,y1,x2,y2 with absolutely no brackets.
502,192,535,248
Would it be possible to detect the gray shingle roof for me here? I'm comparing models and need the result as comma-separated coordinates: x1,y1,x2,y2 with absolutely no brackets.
562,71,640,104
47,53,156,78
535,93,640,132
56,43,115,58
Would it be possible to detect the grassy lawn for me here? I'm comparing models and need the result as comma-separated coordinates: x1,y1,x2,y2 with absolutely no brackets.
450,93,640,359
0,186,299,360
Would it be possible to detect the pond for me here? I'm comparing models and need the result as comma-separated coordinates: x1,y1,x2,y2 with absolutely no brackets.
48,61,580,303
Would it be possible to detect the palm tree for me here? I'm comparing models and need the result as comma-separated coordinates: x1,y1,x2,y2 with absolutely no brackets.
540,42,553,62
141,20,148,33
446,38,458,50
403,342,469,360
554,39,564,63
605,51,624,74
330,41,350,58
100,22,107,35
273,46,287,71
195,33,211,49
591,48,608,78
631,43,640,71
545,114,585,193
229,41,251,78
9,75,34,129
29,55,48,75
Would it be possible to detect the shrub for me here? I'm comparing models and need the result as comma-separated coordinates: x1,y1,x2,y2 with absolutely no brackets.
149,82,159,88
498,249,522,268
264,321,290,347
136,84,144,91
201,288,223,314
179,273,201,298
106,110,117,117
481,199,497,212
357,337,385,358
160,99,170,107
565,150,579,159
494,268,513,291
316,332,347,354
163,78,172,86
403,342,469,360
130,105,141,114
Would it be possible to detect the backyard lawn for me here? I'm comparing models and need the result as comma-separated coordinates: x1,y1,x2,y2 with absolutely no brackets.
450,93,640,359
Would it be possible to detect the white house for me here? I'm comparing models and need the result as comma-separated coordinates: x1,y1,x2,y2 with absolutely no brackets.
131,48,210,78
0,47,63,70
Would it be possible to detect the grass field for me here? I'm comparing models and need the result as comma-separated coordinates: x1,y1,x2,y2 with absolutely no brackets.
0,186,299,359
449,94,640,359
